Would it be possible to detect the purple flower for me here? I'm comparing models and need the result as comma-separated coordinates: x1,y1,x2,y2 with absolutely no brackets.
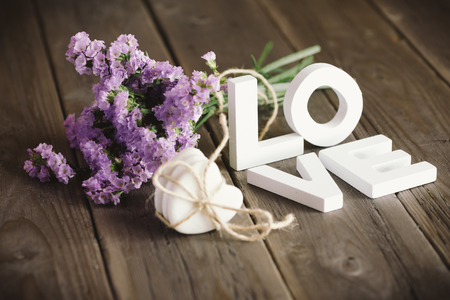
24,143,76,184
57,32,223,204
107,43,123,60
35,143,53,159
24,160,39,178
37,166,51,182
73,36,90,53
85,40,105,57
201,51,216,62
56,164,75,184
201,51,217,71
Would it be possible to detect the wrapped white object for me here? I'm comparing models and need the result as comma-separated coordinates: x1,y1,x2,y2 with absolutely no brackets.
153,148,243,234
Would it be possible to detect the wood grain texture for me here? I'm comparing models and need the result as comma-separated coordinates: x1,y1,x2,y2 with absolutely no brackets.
359,0,450,262
260,0,450,267
79,127,292,300
370,0,450,84
36,0,293,299
146,0,299,73
0,0,113,299
147,0,450,298
2,0,449,298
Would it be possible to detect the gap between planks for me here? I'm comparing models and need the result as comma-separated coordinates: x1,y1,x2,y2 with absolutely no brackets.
32,0,120,298
366,0,450,88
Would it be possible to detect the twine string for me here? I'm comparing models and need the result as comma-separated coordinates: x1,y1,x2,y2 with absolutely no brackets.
152,68,294,241
215,68,279,142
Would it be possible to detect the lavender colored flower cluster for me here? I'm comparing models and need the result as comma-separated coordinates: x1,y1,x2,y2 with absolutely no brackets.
24,143,76,184
61,32,220,205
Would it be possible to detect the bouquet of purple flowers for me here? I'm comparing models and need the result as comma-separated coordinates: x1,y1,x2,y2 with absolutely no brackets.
24,31,319,206
25,32,222,205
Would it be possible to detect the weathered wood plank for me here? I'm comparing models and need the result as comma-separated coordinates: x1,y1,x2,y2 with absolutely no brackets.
147,0,450,298
0,0,114,299
79,127,292,300
371,0,450,84
260,0,450,269
362,1,450,263
36,0,293,298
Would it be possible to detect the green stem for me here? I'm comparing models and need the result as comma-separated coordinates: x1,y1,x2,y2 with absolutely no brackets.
259,45,321,74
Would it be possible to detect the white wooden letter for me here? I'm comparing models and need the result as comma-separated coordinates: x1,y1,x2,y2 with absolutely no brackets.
229,75,304,170
318,135,437,198
284,63,363,147
247,153,343,212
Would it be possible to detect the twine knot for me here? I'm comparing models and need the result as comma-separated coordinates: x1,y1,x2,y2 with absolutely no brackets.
152,68,295,241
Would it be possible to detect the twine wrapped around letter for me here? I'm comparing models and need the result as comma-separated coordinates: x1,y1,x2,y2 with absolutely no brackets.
152,69,295,241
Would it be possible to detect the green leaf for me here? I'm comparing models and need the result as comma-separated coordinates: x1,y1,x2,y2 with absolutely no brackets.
250,55,258,69
268,56,314,84
194,108,216,132
140,108,151,114
268,82,291,92
256,41,273,69
259,45,321,74
204,97,218,109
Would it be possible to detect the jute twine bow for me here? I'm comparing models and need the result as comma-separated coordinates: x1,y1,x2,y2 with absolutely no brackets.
152,69,295,241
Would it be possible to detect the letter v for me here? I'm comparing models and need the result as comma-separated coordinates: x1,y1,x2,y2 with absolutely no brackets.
247,153,343,212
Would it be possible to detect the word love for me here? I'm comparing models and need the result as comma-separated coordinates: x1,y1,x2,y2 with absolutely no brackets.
229,63,437,212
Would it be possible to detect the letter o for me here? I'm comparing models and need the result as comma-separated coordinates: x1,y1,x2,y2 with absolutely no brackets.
283,63,363,147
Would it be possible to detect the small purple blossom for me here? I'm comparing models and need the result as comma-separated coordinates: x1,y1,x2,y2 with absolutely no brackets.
24,143,76,184
201,51,216,62
201,51,218,72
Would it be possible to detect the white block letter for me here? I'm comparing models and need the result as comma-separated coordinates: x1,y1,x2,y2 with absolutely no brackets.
284,63,363,147
229,75,304,170
247,153,343,212
319,135,437,198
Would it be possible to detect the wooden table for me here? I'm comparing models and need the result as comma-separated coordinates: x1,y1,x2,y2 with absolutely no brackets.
1,0,449,299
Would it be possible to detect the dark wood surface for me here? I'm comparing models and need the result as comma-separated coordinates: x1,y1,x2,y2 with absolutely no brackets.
1,0,448,299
